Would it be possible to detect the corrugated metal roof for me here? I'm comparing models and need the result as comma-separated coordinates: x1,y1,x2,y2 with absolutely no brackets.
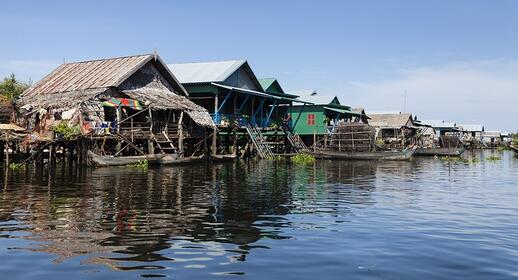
420,119,457,128
24,54,154,97
458,124,484,132
168,60,246,84
258,78,277,91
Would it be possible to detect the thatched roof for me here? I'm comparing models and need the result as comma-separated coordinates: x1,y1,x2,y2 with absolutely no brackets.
368,113,414,129
17,54,215,128
123,88,215,127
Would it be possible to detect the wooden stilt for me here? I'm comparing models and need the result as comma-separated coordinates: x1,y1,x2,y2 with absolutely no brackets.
0,142,4,163
49,144,54,167
178,112,184,157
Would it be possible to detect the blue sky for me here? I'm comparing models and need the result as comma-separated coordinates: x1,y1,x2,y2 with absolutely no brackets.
1,0,517,131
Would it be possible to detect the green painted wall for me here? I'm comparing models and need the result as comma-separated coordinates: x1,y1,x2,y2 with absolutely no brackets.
290,105,327,135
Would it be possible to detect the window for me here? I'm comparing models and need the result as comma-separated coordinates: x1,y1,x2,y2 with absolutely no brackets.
307,114,315,126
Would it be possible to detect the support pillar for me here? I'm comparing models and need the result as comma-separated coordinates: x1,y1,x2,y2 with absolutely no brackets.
178,112,184,157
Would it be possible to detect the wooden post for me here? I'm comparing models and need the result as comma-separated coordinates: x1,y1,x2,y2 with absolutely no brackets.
0,141,4,163
178,111,184,157
5,134,9,166
49,144,54,167
212,94,219,155
131,117,134,142
313,130,316,151
204,129,208,156
62,142,66,166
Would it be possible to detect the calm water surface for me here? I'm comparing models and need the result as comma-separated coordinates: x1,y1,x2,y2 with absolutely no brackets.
0,150,517,279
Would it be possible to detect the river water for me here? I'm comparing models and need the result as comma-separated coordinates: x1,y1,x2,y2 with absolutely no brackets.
0,150,517,279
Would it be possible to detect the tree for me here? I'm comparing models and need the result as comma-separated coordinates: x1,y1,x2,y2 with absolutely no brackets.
0,73,29,101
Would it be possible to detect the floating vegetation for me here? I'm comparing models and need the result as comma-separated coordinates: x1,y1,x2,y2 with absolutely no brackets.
267,155,282,161
291,153,316,164
127,160,148,169
486,156,501,162
496,146,510,152
437,156,479,164
8,163,27,170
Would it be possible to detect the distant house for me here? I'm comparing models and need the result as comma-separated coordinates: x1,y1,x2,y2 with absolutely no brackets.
367,113,418,145
169,60,300,128
288,92,365,139
482,131,502,146
420,120,459,139
458,124,484,141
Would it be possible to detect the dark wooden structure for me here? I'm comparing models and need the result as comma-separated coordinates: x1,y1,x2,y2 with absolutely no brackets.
10,54,214,166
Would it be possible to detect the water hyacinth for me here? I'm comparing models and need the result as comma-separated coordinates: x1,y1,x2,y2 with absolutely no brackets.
486,156,501,162
127,160,149,169
291,153,316,164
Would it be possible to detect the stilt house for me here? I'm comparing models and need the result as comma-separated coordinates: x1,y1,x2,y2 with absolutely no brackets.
16,54,215,157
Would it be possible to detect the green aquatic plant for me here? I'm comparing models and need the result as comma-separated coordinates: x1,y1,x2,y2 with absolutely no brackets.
486,156,501,162
496,146,510,152
291,153,316,164
51,122,81,140
127,160,149,169
266,155,282,161
8,163,27,170
437,156,479,164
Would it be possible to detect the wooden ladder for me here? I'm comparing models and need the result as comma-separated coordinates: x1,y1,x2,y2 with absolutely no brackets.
152,131,177,154
285,130,308,152
245,122,274,158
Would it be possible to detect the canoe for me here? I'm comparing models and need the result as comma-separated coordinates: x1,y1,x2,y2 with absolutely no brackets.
415,147,465,157
88,151,163,167
310,146,417,161
159,154,206,165
211,153,237,162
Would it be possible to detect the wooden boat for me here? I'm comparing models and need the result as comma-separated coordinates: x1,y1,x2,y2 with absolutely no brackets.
511,145,518,155
88,151,163,167
211,153,237,162
310,146,417,161
415,147,465,157
159,154,206,165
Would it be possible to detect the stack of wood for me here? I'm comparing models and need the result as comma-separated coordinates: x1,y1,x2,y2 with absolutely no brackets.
440,135,461,148
328,123,376,152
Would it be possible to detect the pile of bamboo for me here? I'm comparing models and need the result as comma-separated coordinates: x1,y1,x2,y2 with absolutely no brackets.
328,123,375,152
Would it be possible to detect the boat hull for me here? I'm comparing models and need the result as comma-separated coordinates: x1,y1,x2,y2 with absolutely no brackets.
159,154,206,165
415,147,465,157
88,151,162,167
211,153,237,162
310,147,416,161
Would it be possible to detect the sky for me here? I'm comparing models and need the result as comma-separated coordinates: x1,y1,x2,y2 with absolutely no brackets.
1,0,517,131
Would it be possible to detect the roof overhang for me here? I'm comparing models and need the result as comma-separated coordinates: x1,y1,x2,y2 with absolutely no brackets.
212,83,280,100
324,106,363,117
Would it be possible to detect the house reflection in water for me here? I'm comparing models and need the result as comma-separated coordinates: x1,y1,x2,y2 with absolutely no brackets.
0,159,380,271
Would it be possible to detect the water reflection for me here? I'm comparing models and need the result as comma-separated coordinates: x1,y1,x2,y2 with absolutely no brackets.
2,152,516,279
0,159,380,273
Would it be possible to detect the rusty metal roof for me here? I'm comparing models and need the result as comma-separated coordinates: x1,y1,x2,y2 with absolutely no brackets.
23,54,155,97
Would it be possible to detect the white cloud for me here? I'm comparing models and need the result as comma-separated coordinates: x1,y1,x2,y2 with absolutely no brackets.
341,60,518,131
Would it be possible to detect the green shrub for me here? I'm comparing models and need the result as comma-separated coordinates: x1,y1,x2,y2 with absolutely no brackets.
51,122,81,140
